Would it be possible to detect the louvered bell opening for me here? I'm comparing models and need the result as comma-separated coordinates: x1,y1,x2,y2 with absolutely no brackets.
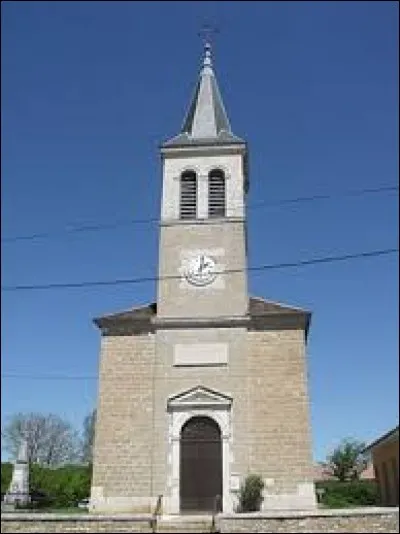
180,172,197,219
208,170,226,218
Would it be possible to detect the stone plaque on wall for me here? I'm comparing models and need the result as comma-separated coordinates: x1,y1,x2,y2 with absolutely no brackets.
174,343,228,366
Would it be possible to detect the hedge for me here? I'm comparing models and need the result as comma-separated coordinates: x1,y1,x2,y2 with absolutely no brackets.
315,479,380,508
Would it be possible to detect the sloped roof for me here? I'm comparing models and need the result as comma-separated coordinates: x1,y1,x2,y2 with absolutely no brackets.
248,296,310,317
94,297,310,335
363,426,399,453
94,302,157,324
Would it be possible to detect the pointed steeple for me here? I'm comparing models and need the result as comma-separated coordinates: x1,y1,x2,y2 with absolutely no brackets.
163,43,244,147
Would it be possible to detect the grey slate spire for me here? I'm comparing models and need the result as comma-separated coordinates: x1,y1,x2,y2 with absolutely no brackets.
163,43,244,148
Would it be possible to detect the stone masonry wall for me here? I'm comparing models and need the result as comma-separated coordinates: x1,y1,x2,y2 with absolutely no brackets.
1,509,398,533
0,517,152,533
91,334,156,511
90,324,315,512
157,220,248,319
246,329,315,507
218,509,399,533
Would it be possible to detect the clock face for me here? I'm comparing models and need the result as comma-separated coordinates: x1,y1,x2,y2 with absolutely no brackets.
184,254,217,286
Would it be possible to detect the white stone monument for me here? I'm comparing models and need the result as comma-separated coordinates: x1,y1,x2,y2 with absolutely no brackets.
4,438,30,506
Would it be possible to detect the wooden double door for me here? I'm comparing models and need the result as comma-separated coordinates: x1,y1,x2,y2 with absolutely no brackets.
180,416,222,512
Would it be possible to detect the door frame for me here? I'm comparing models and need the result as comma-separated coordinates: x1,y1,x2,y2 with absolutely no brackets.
166,386,232,514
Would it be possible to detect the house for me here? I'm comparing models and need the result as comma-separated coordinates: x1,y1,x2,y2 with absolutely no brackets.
363,426,399,506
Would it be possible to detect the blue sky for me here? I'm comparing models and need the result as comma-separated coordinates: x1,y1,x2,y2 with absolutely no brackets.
1,1,398,462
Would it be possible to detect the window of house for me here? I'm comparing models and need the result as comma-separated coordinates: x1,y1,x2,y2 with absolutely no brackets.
180,171,197,219
208,169,226,218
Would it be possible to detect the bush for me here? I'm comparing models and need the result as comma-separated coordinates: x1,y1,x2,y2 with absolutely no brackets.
316,480,379,508
30,464,92,508
1,463,12,495
238,474,265,512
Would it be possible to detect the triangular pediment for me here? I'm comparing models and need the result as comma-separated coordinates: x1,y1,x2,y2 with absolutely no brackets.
168,386,232,409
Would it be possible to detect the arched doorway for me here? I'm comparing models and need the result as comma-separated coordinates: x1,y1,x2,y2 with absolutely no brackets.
180,416,222,512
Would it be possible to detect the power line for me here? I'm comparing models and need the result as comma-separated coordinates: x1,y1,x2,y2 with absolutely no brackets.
249,185,398,208
1,247,397,292
1,185,397,244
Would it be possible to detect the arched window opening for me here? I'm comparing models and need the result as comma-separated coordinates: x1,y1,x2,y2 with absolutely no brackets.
208,169,226,218
180,171,197,219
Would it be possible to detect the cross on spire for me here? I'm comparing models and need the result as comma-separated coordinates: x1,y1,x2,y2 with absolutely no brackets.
198,24,219,50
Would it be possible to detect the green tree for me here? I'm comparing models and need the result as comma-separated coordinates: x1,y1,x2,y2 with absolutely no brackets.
327,438,368,482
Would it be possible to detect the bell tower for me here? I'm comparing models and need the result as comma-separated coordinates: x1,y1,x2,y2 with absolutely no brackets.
90,37,316,516
157,43,249,320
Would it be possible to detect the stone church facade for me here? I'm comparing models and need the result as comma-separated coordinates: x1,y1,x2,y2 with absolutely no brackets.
90,43,316,514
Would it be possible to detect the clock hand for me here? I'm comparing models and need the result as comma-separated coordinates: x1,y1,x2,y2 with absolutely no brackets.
199,255,205,272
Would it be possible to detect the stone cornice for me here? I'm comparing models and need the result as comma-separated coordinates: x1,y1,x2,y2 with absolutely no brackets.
152,315,251,330
160,143,247,158
98,311,310,338
159,216,245,228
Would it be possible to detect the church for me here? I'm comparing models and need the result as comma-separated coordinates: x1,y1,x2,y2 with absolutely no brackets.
89,42,316,515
